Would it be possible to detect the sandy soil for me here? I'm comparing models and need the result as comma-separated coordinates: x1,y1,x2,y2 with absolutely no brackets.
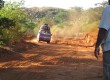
0,38,103,80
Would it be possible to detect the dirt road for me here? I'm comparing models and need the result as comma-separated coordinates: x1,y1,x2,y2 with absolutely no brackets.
0,42,103,80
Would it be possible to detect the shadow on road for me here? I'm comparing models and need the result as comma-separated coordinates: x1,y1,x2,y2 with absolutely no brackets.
0,43,103,80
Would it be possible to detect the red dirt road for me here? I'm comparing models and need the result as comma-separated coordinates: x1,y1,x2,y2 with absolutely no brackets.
0,42,103,80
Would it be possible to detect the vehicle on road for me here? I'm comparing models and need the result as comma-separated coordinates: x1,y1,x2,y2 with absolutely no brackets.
37,23,52,43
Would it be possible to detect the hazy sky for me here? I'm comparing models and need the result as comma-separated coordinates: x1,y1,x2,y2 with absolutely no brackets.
4,0,107,9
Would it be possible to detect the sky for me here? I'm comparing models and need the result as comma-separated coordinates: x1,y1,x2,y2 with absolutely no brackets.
4,0,107,9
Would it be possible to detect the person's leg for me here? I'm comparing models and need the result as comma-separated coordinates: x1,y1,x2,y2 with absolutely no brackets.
103,50,110,80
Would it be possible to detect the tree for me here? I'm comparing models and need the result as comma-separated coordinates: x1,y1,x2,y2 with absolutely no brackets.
0,1,30,45
54,10,68,24
0,17,15,29
0,0,4,9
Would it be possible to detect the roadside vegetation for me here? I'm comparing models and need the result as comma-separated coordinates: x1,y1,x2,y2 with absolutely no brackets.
0,0,107,46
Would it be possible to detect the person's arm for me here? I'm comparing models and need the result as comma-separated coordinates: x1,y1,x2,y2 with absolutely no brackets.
94,28,107,59
95,28,107,48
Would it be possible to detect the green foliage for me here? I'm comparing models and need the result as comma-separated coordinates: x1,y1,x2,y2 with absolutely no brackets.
0,17,15,29
54,10,68,24
0,1,27,21
0,0,4,9
0,0,32,45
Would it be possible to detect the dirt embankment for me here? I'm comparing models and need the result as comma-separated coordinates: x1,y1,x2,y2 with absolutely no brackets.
0,40,39,60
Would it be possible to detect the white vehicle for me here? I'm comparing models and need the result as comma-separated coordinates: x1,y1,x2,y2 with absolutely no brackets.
37,24,52,43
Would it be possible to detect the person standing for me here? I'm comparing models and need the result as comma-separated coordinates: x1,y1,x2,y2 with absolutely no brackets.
94,0,110,80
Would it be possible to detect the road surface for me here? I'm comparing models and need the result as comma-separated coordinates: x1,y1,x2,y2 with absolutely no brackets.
0,41,103,80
